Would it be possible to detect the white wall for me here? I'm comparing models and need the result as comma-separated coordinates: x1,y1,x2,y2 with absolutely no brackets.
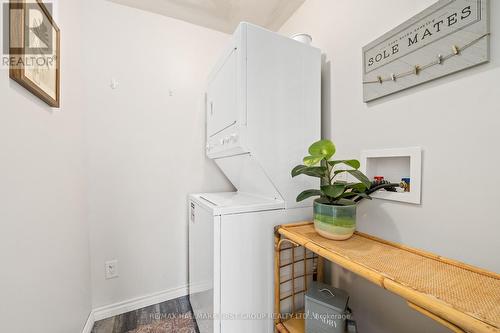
82,0,233,308
0,0,92,332
280,1,499,332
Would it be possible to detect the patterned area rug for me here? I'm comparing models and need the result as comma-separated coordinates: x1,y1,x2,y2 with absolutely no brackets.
91,296,199,333
126,316,197,333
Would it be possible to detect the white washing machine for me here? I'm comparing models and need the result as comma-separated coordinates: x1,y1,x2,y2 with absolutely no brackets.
189,192,311,333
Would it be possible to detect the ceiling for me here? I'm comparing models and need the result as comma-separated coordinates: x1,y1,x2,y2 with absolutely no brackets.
108,0,305,33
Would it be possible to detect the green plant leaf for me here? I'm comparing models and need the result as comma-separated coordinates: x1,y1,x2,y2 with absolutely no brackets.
338,191,372,202
303,155,324,166
336,198,357,206
321,184,346,199
308,140,336,160
338,191,359,199
328,159,361,169
315,197,331,205
296,189,323,202
354,192,372,200
346,183,368,192
291,165,327,178
291,165,307,177
347,170,372,188
334,170,371,189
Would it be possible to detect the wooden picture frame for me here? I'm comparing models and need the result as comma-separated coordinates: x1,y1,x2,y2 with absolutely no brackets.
9,0,60,107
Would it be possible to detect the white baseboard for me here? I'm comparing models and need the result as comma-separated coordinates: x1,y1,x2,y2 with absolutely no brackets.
189,281,211,294
82,312,95,333
92,285,189,322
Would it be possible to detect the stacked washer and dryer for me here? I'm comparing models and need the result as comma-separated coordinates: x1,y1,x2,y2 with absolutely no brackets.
189,22,321,333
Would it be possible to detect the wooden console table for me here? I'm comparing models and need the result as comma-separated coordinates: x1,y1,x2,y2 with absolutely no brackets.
274,222,500,333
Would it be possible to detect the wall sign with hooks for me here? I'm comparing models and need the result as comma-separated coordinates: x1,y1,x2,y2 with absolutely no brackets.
362,0,490,102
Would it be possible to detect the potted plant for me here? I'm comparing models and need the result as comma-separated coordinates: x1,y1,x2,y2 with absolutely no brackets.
292,140,399,240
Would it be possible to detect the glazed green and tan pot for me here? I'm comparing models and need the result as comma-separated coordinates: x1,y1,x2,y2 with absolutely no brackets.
313,199,357,240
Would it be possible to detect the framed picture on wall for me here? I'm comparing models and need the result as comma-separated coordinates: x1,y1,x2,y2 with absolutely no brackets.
9,0,60,108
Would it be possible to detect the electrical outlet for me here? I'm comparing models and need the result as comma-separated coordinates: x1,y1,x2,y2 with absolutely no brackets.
105,260,119,279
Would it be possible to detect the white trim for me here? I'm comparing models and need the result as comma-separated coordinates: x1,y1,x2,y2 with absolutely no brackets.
89,285,189,324
82,312,95,333
189,281,212,295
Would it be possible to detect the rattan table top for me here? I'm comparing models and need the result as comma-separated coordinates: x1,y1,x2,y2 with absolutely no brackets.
277,223,500,332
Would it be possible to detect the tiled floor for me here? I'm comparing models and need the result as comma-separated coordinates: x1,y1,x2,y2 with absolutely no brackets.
91,296,199,333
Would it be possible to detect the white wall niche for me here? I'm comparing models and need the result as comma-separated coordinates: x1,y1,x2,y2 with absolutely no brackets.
361,147,422,204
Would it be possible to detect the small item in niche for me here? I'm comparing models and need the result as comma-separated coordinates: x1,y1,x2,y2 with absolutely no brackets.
372,177,398,192
395,186,406,193
401,178,411,192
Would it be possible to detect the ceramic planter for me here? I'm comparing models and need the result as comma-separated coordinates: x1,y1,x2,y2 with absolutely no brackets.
313,199,356,240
